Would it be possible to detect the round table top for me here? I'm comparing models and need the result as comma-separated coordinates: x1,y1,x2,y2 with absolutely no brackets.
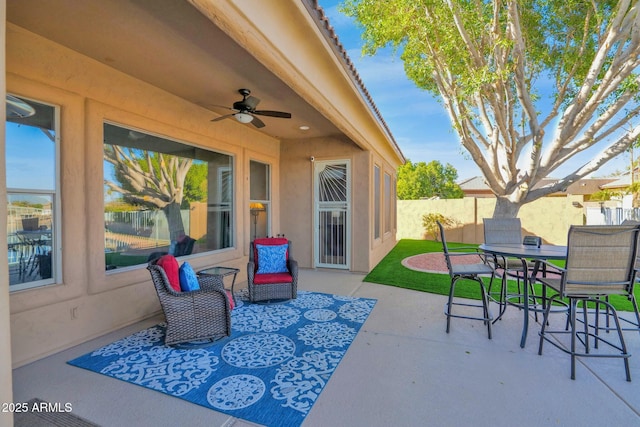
479,243,567,260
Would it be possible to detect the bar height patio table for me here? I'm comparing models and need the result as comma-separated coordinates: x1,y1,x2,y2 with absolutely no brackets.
479,243,567,348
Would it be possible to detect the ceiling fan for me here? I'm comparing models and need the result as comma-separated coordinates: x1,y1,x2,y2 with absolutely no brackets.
210,88,292,128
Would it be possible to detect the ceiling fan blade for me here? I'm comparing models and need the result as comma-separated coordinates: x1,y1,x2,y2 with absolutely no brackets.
210,113,234,122
253,110,292,119
250,115,266,128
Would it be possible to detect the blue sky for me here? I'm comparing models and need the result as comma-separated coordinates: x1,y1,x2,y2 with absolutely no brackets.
318,0,630,181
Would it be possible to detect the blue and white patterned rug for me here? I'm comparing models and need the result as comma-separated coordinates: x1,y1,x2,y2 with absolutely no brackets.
67,291,376,427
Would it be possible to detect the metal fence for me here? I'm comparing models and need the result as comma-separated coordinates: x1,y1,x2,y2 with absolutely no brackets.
602,207,640,225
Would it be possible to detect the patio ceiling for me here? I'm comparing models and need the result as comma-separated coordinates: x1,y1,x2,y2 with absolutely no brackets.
7,0,344,140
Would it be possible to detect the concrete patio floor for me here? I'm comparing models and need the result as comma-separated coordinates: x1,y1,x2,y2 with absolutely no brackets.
11,268,640,427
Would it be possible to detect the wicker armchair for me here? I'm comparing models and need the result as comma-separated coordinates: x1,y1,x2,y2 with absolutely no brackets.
247,237,298,302
537,225,639,381
147,260,231,346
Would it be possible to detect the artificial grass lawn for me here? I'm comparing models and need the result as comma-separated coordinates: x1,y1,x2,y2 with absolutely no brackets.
364,239,639,312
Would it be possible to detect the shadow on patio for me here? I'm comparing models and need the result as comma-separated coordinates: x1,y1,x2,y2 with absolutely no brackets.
12,269,640,426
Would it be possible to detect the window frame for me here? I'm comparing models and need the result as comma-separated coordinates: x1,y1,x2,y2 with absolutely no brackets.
249,159,271,240
102,122,236,271
6,95,62,292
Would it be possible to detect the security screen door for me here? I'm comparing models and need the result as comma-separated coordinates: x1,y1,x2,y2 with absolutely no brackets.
314,160,350,269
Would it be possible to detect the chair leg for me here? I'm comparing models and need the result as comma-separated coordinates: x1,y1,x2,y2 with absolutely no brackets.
445,275,492,339
597,298,632,382
492,273,508,324
631,294,640,338
581,301,591,353
570,299,578,380
538,293,557,355
446,277,457,334
477,277,492,339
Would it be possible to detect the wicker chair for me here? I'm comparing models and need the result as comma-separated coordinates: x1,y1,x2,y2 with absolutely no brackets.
147,260,231,346
247,237,298,302
537,225,639,381
438,221,494,338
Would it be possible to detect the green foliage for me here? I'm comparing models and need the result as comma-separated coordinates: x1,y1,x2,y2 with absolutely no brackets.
342,0,620,103
422,213,455,241
626,182,640,195
589,190,619,202
342,0,640,218
104,199,143,212
10,200,43,209
183,163,208,206
397,160,463,200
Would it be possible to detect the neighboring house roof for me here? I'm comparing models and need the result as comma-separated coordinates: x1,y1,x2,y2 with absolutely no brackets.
559,178,618,195
601,175,631,189
458,176,618,197
458,176,489,191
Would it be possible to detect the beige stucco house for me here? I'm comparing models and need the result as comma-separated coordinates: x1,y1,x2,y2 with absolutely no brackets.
0,0,405,411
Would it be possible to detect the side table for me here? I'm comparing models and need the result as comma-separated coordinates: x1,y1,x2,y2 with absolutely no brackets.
197,266,240,305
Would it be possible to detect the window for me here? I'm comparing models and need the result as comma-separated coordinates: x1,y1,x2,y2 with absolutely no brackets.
6,95,59,291
374,165,381,239
249,160,270,241
384,172,391,233
103,123,234,270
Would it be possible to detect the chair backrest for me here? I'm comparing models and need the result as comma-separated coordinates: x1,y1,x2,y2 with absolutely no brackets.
436,221,454,277
483,218,522,245
250,237,291,269
22,217,39,231
565,225,639,287
173,236,195,257
147,263,174,300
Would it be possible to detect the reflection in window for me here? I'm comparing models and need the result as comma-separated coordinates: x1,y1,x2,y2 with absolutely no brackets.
103,123,234,270
249,160,270,241
6,96,57,291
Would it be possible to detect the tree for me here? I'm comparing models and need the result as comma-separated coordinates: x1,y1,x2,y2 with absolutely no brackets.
397,159,463,199
343,0,640,217
104,146,193,241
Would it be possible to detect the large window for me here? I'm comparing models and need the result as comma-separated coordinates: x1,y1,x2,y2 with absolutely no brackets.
6,95,58,291
103,123,234,270
249,160,270,241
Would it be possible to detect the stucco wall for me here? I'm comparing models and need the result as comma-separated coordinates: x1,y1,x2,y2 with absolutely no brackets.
6,25,276,366
6,22,401,367
279,137,376,273
398,196,585,245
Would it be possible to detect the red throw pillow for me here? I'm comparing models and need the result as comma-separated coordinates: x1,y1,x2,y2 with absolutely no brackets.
157,255,180,292
226,290,235,310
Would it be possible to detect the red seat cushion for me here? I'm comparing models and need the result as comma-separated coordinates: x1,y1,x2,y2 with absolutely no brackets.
156,255,180,292
253,272,293,285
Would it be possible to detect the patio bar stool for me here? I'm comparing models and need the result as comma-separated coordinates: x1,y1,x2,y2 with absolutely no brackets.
537,225,639,381
437,221,494,339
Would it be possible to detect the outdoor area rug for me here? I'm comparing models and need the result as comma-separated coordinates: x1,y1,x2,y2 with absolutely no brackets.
67,291,376,427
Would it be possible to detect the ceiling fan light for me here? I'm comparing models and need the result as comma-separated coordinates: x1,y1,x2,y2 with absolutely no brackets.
235,112,253,123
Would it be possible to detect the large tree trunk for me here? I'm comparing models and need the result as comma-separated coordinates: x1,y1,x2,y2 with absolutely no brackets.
492,197,522,218
163,202,185,241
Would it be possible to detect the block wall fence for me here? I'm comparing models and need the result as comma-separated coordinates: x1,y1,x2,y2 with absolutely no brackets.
397,195,585,245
